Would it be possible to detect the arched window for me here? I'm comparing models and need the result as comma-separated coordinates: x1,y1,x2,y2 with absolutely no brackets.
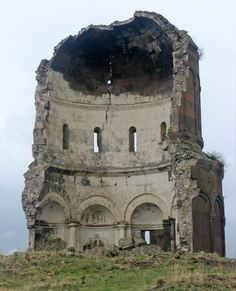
129,126,137,152
62,124,70,150
94,127,102,153
160,122,167,142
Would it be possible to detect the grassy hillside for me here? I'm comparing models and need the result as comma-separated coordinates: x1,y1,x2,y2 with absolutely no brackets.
0,247,236,290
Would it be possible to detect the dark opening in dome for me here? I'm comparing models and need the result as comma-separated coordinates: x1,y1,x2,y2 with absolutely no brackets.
51,16,173,96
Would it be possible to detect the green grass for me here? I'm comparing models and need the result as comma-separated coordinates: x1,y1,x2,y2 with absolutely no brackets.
0,250,235,290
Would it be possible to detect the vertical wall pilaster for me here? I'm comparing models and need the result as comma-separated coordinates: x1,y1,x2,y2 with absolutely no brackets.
119,224,126,240
68,223,78,250
163,219,171,251
28,227,35,251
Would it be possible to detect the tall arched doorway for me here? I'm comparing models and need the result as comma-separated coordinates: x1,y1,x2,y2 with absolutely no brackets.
192,195,212,252
214,199,225,256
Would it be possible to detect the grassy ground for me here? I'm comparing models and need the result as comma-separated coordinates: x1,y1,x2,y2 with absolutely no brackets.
0,249,236,290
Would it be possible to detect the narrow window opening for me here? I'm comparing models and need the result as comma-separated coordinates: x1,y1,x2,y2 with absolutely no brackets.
160,122,167,142
144,230,151,244
63,124,70,150
129,126,137,152
94,127,102,153
134,131,137,152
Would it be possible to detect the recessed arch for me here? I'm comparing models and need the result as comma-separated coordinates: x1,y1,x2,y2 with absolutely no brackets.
130,200,165,246
35,193,68,250
75,195,119,221
36,192,70,220
213,197,225,256
124,193,169,222
36,201,65,224
81,204,114,225
131,203,164,225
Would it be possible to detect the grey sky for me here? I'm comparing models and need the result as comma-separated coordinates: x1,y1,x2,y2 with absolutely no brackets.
0,0,235,257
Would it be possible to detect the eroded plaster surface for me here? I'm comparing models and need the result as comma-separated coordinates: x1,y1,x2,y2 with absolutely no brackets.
22,11,225,255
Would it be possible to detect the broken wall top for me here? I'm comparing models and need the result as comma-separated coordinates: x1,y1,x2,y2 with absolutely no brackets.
36,11,198,99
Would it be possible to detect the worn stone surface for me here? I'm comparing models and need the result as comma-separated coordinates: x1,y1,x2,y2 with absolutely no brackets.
22,11,225,255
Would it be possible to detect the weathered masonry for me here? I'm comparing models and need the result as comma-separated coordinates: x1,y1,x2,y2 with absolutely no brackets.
22,11,225,255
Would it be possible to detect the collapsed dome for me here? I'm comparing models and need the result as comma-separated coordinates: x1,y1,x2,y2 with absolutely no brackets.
51,15,173,96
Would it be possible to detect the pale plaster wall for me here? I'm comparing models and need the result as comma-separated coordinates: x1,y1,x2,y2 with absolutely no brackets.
46,88,171,170
61,170,174,222
48,70,172,106
131,203,163,225
22,12,225,254
78,227,117,249
36,201,65,223
36,169,175,249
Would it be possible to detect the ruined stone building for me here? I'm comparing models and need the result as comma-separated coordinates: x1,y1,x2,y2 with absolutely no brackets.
22,11,225,255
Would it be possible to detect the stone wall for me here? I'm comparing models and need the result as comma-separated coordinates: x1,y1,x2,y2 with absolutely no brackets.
22,11,225,255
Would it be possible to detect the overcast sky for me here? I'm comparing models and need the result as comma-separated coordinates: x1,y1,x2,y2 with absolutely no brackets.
0,0,235,257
